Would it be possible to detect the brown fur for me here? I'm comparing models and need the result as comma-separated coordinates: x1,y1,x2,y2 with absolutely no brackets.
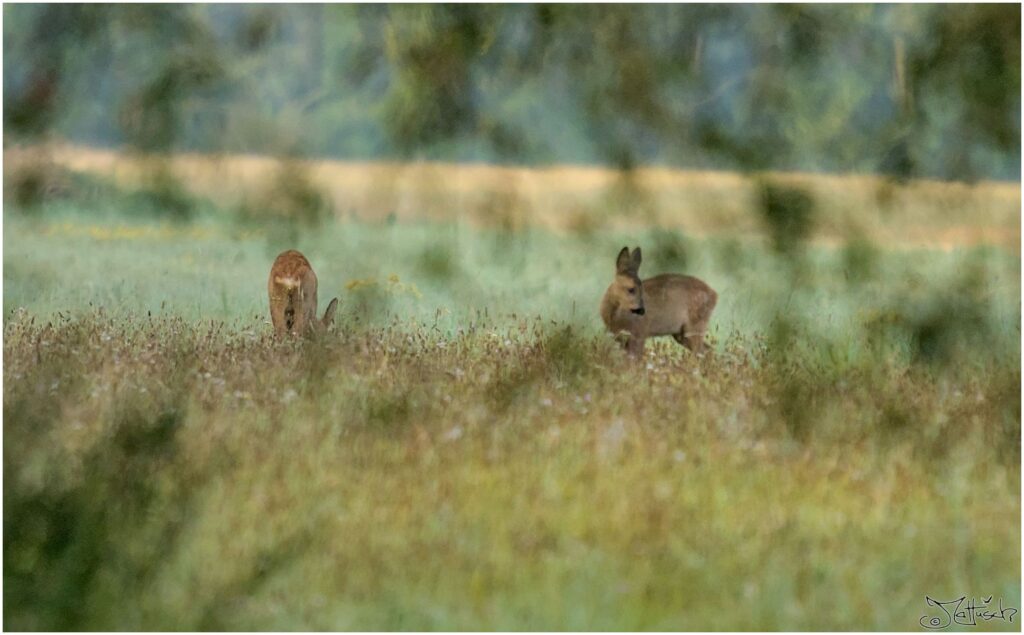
268,250,338,336
600,246,717,358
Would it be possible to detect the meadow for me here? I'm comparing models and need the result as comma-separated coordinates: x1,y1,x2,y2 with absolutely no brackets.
3,148,1021,630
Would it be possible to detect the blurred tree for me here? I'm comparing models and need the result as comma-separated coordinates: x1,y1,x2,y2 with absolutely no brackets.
3,4,1019,180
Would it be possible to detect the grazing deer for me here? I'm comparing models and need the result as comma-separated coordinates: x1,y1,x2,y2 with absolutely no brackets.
600,246,717,358
268,250,338,336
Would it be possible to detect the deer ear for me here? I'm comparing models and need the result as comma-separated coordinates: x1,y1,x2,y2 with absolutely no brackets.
321,298,338,328
631,247,642,268
616,247,632,273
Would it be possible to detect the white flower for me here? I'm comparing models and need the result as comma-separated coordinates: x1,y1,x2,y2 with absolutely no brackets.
598,420,628,458
442,426,463,441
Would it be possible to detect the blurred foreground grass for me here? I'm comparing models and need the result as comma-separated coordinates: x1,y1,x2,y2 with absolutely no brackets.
3,158,1020,630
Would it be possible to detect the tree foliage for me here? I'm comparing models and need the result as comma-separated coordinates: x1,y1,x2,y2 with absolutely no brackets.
4,4,1019,180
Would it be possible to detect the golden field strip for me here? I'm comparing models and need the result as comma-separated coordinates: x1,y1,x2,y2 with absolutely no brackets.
8,144,1020,251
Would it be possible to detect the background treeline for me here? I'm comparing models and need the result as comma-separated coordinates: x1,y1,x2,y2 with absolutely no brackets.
3,4,1020,181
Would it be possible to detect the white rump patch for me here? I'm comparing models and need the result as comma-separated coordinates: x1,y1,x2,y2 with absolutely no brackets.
275,276,301,289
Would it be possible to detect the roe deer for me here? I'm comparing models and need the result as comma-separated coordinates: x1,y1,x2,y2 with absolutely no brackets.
600,246,717,358
268,250,338,336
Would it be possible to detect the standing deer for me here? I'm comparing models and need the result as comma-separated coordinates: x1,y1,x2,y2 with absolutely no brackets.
268,250,338,336
600,246,717,358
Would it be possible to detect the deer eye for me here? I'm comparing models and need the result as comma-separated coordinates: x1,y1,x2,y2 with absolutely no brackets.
627,287,636,294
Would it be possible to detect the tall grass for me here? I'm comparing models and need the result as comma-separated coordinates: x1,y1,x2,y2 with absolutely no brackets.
3,165,1020,629
4,310,1019,629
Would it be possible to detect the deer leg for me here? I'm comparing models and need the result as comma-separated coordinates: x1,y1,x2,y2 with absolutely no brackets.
270,295,289,337
291,290,308,335
611,330,630,351
684,322,710,355
674,325,706,354
626,334,646,359
306,286,319,334
685,333,704,354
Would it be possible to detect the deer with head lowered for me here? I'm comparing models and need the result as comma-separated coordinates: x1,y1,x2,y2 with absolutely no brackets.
600,246,717,358
268,250,338,336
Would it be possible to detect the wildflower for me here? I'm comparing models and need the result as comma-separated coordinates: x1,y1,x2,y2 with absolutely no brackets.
598,419,627,459
442,426,463,442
